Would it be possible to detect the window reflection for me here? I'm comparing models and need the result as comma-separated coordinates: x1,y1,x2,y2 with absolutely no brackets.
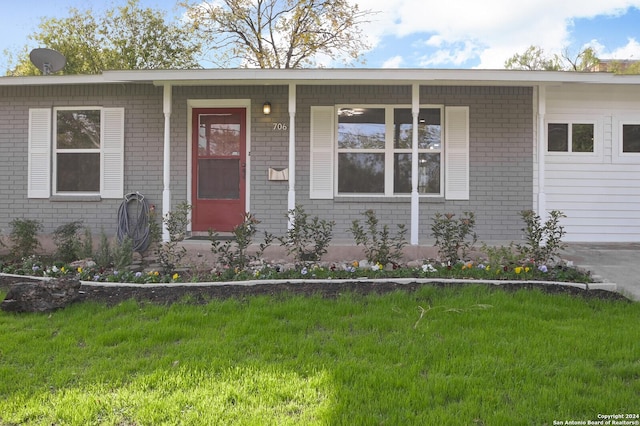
198,113,241,156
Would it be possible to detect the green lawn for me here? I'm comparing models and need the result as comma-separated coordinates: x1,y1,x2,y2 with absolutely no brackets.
1,285,638,425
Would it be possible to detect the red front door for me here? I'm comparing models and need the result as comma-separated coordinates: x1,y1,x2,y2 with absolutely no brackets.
192,108,246,232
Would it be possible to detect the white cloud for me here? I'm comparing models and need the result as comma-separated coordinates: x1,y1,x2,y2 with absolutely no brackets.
353,0,640,68
603,38,640,60
382,55,404,68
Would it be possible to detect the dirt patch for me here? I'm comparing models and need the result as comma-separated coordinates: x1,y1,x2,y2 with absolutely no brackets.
1,275,630,307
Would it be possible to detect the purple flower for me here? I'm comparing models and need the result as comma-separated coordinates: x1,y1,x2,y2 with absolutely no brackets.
301,267,308,275
538,265,548,273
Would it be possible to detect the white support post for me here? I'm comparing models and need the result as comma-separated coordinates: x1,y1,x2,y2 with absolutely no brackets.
287,83,297,229
410,84,420,245
537,85,547,221
162,84,172,242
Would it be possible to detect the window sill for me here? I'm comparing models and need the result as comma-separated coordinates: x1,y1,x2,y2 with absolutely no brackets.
334,196,445,203
50,195,102,202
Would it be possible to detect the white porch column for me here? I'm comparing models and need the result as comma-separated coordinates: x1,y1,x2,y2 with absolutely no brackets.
537,85,547,220
287,83,297,229
162,84,172,242
410,84,420,245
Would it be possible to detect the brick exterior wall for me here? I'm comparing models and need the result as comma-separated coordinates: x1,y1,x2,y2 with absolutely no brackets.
294,85,533,243
0,84,165,237
0,83,532,244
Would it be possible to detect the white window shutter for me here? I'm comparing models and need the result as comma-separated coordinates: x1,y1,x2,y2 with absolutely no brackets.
28,108,52,198
101,108,125,199
445,106,470,200
310,106,335,199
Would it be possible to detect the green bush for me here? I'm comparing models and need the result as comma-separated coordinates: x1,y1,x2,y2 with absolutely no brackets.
8,218,42,260
53,221,85,263
517,210,566,264
350,209,407,266
430,212,477,264
156,202,191,274
94,230,113,269
210,213,273,270
278,205,335,264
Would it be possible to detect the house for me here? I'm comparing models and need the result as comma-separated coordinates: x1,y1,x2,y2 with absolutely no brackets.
1,68,639,246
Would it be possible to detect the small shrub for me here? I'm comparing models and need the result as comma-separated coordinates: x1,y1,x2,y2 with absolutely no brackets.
278,205,335,264
79,228,94,259
430,212,477,264
113,237,133,271
147,205,162,251
9,218,42,260
480,242,522,270
53,221,85,263
350,209,407,266
94,230,113,269
165,202,191,242
210,213,273,270
517,209,567,264
156,202,191,274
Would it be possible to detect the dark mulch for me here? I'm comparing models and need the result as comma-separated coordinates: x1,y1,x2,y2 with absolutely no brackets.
0,275,630,307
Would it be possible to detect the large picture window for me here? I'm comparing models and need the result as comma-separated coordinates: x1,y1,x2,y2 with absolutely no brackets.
55,109,101,193
337,106,443,196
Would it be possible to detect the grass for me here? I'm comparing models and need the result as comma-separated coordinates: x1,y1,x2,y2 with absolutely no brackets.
1,285,638,425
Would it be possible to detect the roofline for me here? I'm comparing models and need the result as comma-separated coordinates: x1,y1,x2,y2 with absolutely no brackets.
3,68,640,87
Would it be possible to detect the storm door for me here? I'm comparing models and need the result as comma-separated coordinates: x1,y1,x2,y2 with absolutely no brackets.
191,108,246,232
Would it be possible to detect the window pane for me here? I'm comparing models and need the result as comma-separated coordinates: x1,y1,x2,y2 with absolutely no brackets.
56,153,100,192
56,110,101,149
338,108,385,149
393,108,441,149
622,124,640,153
393,153,441,194
419,153,441,193
548,123,568,152
572,124,594,152
338,153,384,193
419,109,442,150
394,109,412,149
394,153,412,193
198,113,242,156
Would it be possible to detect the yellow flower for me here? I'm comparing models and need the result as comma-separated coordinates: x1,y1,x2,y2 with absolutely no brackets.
172,273,179,280
61,266,66,273
515,267,523,274
154,271,159,276
77,267,83,273
525,267,530,273
352,260,359,268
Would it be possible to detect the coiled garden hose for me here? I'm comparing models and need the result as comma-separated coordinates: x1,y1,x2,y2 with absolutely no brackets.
116,192,151,253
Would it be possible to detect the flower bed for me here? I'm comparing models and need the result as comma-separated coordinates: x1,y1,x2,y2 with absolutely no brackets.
0,255,592,286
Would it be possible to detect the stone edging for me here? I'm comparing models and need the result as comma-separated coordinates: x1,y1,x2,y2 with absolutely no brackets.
1,272,617,293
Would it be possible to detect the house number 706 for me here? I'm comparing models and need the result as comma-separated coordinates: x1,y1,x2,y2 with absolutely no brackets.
272,122,288,131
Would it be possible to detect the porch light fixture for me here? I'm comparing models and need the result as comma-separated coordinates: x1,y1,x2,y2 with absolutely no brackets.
263,101,271,115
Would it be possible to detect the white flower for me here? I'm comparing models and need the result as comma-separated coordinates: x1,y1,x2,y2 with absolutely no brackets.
422,264,437,273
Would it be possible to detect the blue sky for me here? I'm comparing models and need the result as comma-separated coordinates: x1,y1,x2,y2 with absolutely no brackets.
2,0,640,71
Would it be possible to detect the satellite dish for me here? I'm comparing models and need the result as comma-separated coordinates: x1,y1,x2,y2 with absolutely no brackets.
29,48,66,75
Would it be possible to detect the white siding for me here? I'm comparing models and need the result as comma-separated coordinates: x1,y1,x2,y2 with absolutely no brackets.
543,85,640,242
